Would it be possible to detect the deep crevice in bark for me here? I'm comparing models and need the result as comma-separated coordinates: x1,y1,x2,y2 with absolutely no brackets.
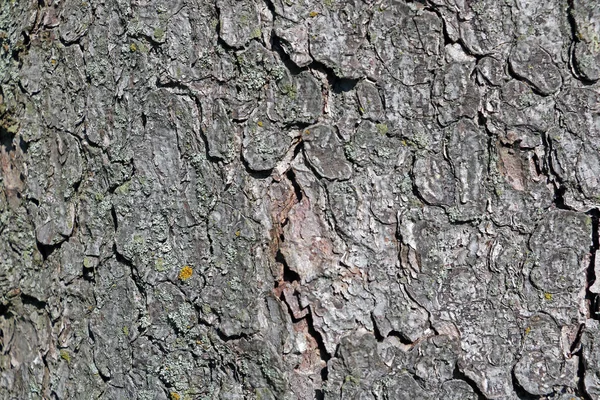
576,345,594,400
510,368,542,399
270,34,305,76
452,364,488,400
370,312,415,346
585,208,600,320
271,169,331,388
36,240,63,261
505,60,548,98
20,293,47,309
565,0,596,85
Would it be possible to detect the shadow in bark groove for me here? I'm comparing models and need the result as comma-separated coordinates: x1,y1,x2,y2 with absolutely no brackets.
585,208,600,320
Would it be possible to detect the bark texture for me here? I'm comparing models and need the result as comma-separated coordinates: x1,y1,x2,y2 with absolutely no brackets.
1,0,600,399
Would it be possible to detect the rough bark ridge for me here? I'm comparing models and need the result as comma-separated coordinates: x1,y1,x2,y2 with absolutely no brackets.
1,0,600,399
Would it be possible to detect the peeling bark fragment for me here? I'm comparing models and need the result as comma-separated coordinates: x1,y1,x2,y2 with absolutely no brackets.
570,0,600,82
217,0,262,49
345,120,407,175
243,108,290,171
307,1,370,79
204,98,235,162
356,80,383,122
440,380,478,400
267,70,322,124
302,124,352,180
446,120,488,220
434,46,479,126
273,19,312,68
413,154,455,207
280,195,336,284
509,39,562,95
370,3,442,85
457,0,515,56
325,331,388,397
514,314,577,396
58,0,93,44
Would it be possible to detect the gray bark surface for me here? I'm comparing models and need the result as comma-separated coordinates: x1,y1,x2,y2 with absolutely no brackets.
1,0,599,399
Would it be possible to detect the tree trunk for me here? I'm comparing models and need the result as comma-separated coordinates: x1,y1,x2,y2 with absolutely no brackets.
1,0,600,399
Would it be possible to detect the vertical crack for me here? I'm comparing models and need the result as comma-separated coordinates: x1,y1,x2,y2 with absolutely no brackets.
585,209,600,320
452,364,488,400
271,168,330,392
576,343,594,400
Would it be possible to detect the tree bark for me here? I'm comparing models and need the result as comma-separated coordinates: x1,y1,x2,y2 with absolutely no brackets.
1,0,600,399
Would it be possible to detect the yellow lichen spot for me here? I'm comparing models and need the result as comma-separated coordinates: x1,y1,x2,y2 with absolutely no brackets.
170,392,181,400
235,230,241,237
178,265,193,281
309,11,319,17
122,326,129,336
304,129,310,135
544,292,553,301
525,326,531,335
376,123,389,135
50,59,57,66
129,43,137,52
257,120,264,127
60,349,71,364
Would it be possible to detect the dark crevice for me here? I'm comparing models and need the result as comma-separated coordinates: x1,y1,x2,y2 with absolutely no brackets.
155,77,191,92
506,61,548,97
566,0,578,47
241,161,273,180
270,34,304,76
511,368,542,399
328,74,359,94
371,313,422,345
110,205,118,232
304,308,330,370
270,21,358,91
569,323,585,356
0,302,10,318
128,33,163,52
277,250,300,283
427,4,485,61
263,0,277,19
282,120,313,131
216,34,240,53
36,240,63,261
214,328,248,342
539,130,573,212
97,367,110,383
20,293,47,309
565,0,596,85
585,208,600,320
452,364,488,400
371,313,385,341
0,126,16,152
477,110,487,128
552,185,573,211
306,54,358,93
273,177,330,384
387,329,415,346
576,345,594,400
286,169,303,203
